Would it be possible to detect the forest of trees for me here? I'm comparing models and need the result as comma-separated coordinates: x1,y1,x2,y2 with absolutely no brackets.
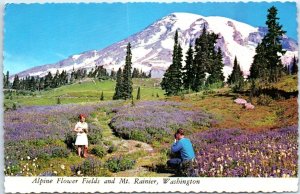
4,58,149,92
161,6,297,96
161,27,225,96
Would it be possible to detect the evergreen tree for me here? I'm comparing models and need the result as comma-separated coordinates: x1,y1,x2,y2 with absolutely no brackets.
57,97,61,104
192,27,208,92
291,55,298,75
12,75,20,90
100,91,104,101
183,44,194,91
250,6,286,83
249,42,268,80
122,43,133,100
206,47,224,85
264,6,286,82
44,72,53,89
147,70,151,78
161,30,183,96
113,68,123,100
3,73,6,89
136,87,141,100
227,56,243,85
5,71,9,88
132,68,139,78
110,69,116,80
29,76,36,91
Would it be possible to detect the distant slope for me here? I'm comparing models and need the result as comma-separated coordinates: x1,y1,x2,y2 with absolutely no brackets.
15,12,298,80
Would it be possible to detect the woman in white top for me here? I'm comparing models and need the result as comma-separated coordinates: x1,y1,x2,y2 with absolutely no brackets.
73,114,89,157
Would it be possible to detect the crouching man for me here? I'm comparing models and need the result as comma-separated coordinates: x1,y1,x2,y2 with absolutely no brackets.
167,128,196,175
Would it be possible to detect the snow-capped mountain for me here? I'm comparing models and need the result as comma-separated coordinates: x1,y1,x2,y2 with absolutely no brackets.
15,12,298,79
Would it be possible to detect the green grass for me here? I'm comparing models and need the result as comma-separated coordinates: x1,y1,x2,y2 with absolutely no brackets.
4,78,165,106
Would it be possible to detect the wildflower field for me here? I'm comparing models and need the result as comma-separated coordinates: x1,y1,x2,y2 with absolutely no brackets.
4,78,298,177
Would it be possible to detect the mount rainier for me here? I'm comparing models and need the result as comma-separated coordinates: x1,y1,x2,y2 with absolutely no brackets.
15,12,298,79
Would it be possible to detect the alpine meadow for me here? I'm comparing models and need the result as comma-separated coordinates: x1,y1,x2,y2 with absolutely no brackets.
3,3,298,177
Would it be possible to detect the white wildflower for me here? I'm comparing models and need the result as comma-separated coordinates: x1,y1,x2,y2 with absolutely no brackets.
277,169,280,174
60,165,65,170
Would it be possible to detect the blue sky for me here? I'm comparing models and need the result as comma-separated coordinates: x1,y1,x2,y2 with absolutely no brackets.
4,2,298,74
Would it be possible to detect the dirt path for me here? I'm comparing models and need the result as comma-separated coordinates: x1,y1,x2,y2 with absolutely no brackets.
92,110,174,177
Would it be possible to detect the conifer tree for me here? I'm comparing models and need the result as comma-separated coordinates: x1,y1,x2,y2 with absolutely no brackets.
207,47,224,85
264,6,286,82
100,91,104,101
57,97,61,104
113,68,123,100
3,73,6,89
44,72,53,89
249,42,268,80
192,27,208,92
250,6,286,83
227,56,243,85
161,30,183,96
132,68,139,78
122,43,133,100
183,44,194,91
136,86,141,100
110,69,116,80
12,75,20,90
291,55,298,75
5,71,9,88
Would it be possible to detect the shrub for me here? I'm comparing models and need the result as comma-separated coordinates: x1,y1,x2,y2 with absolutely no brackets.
88,133,103,145
71,157,102,176
107,145,117,153
64,132,76,150
51,146,70,158
257,94,273,106
105,156,136,173
91,146,107,158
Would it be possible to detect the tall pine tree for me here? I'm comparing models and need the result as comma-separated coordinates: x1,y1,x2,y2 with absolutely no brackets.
249,42,268,81
136,87,141,100
113,68,123,100
192,26,209,92
5,71,9,88
12,75,20,90
122,43,133,100
227,56,243,85
161,30,183,96
264,6,286,82
182,44,194,91
207,47,225,85
291,55,298,75
250,6,286,83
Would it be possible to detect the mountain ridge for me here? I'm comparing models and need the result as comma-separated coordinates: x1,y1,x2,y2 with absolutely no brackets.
13,12,298,80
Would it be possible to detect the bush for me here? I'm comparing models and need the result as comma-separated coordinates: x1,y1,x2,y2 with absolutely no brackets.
71,157,102,176
91,146,107,158
51,146,70,158
257,94,273,106
64,132,76,150
88,133,103,145
107,145,117,153
105,156,136,173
